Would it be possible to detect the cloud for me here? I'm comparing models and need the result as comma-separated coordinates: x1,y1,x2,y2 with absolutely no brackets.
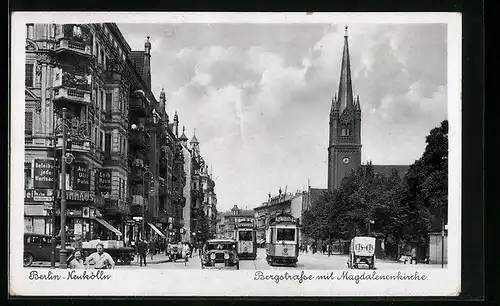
118,23,448,211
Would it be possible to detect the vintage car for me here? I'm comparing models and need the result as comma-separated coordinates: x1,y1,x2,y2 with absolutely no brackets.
23,233,74,267
201,239,239,270
347,236,376,269
167,243,183,262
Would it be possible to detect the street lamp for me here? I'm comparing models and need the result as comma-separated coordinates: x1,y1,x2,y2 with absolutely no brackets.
141,169,153,240
49,107,89,269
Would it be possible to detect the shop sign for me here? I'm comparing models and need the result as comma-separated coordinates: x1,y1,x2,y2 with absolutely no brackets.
55,207,82,217
96,169,112,198
25,189,54,202
33,159,55,189
57,190,95,203
94,195,105,207
72,161,90,191
24,205,47,216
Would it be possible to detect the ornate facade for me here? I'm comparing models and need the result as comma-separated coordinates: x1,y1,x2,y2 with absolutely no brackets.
24,23,187,245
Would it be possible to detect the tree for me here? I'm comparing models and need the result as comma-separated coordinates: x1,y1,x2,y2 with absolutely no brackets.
193,210,211,245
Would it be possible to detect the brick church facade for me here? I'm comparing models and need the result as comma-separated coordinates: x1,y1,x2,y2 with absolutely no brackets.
327,27,408,191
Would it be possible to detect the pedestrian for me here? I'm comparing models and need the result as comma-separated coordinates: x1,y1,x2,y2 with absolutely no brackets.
85,243,115,269
150,239,156,260
187,242,193,258
411,247,417,265
69,250,85,269
137,239,148,267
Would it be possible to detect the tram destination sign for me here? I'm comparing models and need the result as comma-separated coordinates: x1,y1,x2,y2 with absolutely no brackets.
275,215,295,223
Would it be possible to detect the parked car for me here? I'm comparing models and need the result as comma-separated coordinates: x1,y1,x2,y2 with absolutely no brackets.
201,239,239,270
399,254,414,264
23,233,74,267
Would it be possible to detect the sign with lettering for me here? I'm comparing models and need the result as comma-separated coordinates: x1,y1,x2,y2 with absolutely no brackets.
25,189,54,202
274,215,295,223
57,190,95,203
97,169,112,198
55,207,82,217
354,243,374,253
238,222,254,228
72,161,90,191
33,159,55,189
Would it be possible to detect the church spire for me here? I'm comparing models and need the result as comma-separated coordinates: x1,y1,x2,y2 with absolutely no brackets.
337,25,354,114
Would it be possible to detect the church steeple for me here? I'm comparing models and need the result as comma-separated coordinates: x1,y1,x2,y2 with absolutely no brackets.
336,26,354,114
327,26,362,191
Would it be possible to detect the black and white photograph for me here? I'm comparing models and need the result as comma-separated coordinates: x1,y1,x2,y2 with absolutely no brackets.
10,12,462,296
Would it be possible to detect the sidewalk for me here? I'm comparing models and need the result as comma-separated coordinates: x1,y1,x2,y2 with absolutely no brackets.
130,252,199,266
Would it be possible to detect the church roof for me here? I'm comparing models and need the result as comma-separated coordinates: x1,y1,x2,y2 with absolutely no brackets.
190,133,199,144
130,51,145,78
179,129,188,141
372,165,410,178
336,26,355,114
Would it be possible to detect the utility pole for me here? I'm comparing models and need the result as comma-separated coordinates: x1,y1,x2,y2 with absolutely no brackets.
50,112,58,269
59,107,68,269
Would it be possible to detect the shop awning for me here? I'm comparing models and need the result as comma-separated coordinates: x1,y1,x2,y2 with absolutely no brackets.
258,239,265,244
148,222,166,238
94,218,122,237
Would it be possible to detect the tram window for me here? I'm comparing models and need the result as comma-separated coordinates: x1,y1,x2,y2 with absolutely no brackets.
277,228,295,241
238,231,253,241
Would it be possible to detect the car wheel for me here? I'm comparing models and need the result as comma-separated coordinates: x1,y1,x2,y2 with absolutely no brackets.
23,252,34,267
124,257,132,265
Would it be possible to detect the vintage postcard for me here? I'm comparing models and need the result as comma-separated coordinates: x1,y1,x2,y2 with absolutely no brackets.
10,12,462,296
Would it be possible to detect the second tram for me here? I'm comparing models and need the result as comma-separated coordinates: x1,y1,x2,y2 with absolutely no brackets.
265,213,299,266
234,220,257,259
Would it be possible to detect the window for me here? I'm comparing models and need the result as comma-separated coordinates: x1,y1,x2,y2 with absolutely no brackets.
276,228,295,241
94,127,98,147
25,112,33,136
118,178,122,199
97,44,100,63
25,63,34,87
100,90,104,111
238,231,253,241
106,92,112,112
100,131,105,151
26,24,34,39
105,133,111,154
24,162,33,189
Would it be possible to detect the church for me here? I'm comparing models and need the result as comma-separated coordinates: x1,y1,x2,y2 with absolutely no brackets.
327,26,408,191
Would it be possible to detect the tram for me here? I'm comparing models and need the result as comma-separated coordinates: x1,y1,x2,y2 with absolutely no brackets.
234,220,257,259
265,213,299,266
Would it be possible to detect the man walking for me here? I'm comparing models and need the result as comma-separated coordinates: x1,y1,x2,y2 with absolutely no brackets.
137,239,148,267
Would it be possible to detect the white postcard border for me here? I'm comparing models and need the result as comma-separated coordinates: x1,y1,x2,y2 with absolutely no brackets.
10,12,462,296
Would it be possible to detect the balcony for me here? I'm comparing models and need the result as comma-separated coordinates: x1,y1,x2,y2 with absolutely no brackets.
55,24,92,57
54,136,91,153
191,189,203,199
131,195,146,207
129,130,148,148
173,219,185,229
53,71,92,105
55,39,92,57
105,199,130,215
129,95,148,117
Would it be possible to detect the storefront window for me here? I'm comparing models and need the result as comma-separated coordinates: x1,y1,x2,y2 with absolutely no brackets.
24,162,33,189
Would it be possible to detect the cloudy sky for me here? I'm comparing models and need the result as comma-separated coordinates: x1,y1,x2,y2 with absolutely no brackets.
117,23,447,212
